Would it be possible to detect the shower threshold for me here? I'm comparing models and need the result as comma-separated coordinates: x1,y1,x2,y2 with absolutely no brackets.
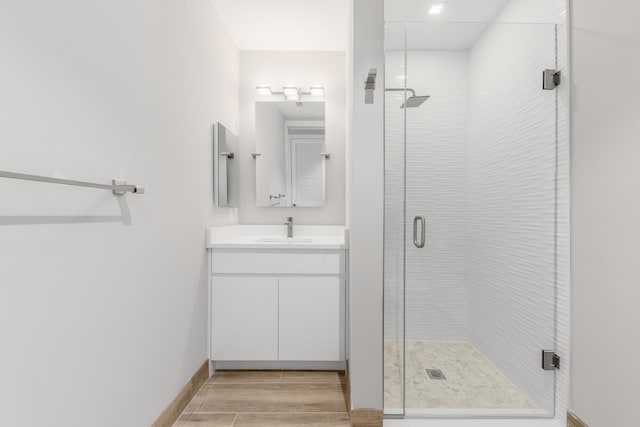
386,408,550,418
384,419,563,427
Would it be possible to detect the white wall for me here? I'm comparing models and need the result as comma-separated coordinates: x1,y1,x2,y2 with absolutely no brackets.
0,1,238,426
384,51,470,342
238,51,346,224
571,1,640,426
349,0,385,410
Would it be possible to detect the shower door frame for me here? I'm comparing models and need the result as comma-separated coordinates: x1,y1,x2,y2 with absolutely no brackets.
382,15,571,423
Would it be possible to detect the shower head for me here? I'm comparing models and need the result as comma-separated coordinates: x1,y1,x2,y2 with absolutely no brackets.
385,88,430,108
401,95,430,108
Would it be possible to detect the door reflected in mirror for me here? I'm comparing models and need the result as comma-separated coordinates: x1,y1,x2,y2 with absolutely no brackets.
255,101,326,207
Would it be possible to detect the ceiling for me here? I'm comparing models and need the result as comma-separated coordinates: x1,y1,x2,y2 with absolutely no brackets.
384,0,562,50
209,0,350,51
385,0,513,50
385,21,497,50
209,0,556,52
385,0,512,23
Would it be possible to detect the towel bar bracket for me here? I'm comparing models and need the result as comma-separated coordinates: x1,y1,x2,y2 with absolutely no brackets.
112,179,145,196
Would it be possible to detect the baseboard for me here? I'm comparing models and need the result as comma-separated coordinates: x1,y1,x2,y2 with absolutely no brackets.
345,359,351,411
351,409,383,427
568,411,588,427
150,360,209,427
213,360,346,370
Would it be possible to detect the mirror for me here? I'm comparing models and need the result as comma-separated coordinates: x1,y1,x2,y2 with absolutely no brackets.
213,122,239,207
255,101,326,207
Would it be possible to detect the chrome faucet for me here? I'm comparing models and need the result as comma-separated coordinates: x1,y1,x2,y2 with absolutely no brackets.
284,217,294,238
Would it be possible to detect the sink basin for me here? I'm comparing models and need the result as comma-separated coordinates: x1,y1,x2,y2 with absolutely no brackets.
206,225,347,249
257,237,314,243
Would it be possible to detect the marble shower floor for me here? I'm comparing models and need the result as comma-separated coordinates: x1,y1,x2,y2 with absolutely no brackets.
385,341,534,410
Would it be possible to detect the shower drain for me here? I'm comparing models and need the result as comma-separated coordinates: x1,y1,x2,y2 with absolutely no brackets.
426,369,446,380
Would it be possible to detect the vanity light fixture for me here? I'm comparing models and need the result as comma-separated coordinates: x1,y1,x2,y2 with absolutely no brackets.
429,2,445,15
310,86,325,96
256,85,273,96
255,85,325,101
283,86,301,101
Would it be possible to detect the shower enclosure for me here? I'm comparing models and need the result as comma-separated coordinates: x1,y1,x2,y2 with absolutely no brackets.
383,3,568,419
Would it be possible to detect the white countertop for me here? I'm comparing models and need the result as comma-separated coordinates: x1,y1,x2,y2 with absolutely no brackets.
206,225,348,250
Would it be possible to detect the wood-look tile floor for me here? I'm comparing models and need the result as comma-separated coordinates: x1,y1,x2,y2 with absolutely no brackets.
173,370,350,427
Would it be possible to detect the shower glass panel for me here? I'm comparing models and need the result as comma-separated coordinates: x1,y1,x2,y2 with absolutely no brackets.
383,20,407,418
384,20,559,418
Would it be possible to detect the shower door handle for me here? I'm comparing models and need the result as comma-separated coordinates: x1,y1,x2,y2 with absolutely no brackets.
413,216,426,249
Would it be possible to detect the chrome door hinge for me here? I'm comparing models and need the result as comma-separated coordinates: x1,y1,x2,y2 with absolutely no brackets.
542,350,560,370
543,69,561,90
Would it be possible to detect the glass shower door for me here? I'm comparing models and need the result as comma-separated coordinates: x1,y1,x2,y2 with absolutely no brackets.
383,20,407,417
384,20,560,418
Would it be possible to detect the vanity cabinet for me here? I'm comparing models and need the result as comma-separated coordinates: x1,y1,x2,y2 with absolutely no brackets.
209,249,346,364
278,277,343,361
211,277,279,361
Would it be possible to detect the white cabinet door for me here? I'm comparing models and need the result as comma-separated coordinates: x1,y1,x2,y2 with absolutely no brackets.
278,277,345,361
212,277,278,361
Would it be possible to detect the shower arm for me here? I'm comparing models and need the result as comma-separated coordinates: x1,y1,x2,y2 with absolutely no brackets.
385,88,417,97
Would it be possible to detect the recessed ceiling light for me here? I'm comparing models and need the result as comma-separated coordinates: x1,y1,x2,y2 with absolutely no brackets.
429,3,445,15
256,85,273,96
